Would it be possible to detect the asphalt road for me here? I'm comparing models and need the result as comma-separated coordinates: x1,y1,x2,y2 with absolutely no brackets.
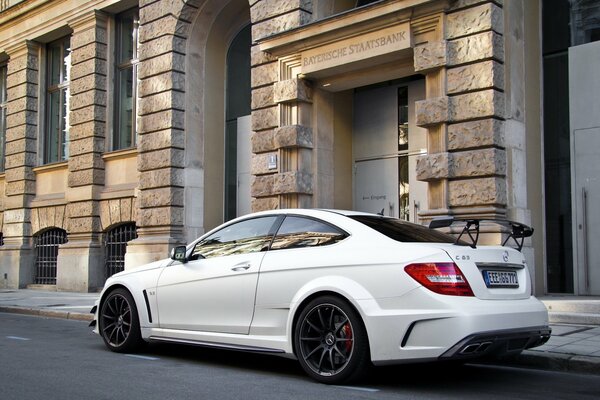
1,312,599,400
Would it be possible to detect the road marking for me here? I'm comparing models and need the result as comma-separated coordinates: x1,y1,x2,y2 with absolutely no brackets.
332,385,379,393
124,354,160,361
6,336,31,341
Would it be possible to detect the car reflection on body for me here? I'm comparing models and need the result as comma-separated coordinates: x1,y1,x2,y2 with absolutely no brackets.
91,209,550,384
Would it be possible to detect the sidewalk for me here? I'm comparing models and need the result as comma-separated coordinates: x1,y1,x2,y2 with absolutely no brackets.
0,288,97,321
1,289,600,375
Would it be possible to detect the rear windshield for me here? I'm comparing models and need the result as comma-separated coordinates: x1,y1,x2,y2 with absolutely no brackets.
350,215,458,244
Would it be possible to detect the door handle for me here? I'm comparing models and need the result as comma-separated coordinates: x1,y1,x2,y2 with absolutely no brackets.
231,263,250,272
582,187,589,291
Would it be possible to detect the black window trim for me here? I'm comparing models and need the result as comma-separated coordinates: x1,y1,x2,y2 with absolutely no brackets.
185,213,351,258
189,215,283,259
267,214,350,251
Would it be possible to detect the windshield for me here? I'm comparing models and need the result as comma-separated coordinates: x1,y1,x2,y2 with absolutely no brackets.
350,215,461,244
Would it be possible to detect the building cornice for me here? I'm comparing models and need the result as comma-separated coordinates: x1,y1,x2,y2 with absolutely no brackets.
258,0,450,57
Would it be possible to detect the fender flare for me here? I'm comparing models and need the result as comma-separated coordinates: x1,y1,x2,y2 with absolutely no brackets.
285,275,376,353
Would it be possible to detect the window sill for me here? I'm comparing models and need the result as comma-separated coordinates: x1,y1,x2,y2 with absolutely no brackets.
103,147,137,162
34,161,68,173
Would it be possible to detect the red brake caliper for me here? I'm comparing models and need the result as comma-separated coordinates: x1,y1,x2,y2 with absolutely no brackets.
342,323,353,353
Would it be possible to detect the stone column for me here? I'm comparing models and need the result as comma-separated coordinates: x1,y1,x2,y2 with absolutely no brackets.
124,0,188,268
250,0,313,211
0,41,40,288
414,2,507,242
57,11,108,292
503,0,536,283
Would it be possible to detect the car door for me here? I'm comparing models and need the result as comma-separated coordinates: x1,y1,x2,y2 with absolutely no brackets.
156,216,279,334
252,216,350,334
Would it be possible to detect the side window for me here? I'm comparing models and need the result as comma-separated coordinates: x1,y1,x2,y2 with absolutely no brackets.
271,216,347,250
191,216,278,259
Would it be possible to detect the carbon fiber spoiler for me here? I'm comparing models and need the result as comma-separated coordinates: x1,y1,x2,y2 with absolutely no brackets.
428,217,534,251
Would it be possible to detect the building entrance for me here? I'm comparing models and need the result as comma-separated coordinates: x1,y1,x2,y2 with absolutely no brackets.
352,79,427,221
570,40,600,295
573,128,600,295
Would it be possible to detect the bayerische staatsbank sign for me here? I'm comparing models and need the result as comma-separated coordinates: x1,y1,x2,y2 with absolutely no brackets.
301,23,411,74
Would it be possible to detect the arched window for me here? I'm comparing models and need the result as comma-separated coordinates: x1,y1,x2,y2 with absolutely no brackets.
104,223,138,278
34,228,68,285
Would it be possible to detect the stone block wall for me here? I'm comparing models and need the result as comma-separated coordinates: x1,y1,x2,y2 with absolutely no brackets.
66,11,108,242
0,41,39,288
122,0,198,269
99,197,137,231
414,0,508,220
250,0,315,211
2,41,38,247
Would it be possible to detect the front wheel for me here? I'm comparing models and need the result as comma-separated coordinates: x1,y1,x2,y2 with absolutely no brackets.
99,288,142,353
294,296,370,384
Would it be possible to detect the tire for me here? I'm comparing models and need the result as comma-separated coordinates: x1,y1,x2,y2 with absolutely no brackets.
294,295,370,384
99,288,142,353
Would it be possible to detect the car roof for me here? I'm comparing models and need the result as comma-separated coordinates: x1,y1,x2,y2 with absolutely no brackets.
246,208,380,219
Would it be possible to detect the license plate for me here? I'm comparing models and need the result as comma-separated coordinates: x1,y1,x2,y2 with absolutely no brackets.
482,270,519,288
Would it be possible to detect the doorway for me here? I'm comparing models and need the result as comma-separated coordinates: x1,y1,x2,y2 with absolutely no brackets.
573,128,600,295
352,79,427,221
569,40,600,295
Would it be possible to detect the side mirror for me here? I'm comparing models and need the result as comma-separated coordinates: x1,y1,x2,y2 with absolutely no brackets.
170,245,188,263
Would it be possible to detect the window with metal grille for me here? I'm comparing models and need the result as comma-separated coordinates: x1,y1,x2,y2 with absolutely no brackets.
104,223,138,278
34,228,68,285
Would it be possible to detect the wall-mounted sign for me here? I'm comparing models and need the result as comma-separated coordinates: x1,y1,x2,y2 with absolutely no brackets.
301,23,411,75
267,153,278,170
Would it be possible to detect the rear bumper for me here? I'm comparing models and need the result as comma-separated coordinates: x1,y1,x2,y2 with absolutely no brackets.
439,326,552,360
358,291,550,364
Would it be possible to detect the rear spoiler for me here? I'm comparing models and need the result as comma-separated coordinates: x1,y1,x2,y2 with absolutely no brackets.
429,217,533,251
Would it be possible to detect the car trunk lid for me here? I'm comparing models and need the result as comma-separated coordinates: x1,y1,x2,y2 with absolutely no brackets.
431,244,532,300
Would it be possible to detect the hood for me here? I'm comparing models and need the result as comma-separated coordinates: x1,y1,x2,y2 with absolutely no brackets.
109,258,171,279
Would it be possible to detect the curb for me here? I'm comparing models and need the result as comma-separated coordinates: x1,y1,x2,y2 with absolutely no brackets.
0,306,93,322
487,350,600,376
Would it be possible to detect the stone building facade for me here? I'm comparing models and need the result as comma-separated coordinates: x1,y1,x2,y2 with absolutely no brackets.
0,0,596,295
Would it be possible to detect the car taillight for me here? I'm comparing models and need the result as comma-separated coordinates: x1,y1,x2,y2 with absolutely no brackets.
404,262,474,296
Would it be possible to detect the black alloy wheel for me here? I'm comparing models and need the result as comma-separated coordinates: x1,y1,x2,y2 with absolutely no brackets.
99,288,142,353
295,296,370,384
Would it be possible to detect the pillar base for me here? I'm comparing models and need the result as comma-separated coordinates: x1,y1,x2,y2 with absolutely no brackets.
56,240,104,292
0,244,35,289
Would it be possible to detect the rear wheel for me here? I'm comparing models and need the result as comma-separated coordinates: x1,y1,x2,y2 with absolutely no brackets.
294,296,370,384
99,288,142,353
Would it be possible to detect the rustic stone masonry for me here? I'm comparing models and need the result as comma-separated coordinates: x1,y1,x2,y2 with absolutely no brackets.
250,0,314,210
54,11,109,291
1,40,39,287
415,0,507,222
251,0,312,43
99,197,137,231
124,0,198,267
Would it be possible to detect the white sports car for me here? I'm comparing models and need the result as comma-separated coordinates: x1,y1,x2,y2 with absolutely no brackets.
91,209,550,383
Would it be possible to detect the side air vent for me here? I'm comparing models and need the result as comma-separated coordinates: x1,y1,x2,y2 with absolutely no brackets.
143,290,153,323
